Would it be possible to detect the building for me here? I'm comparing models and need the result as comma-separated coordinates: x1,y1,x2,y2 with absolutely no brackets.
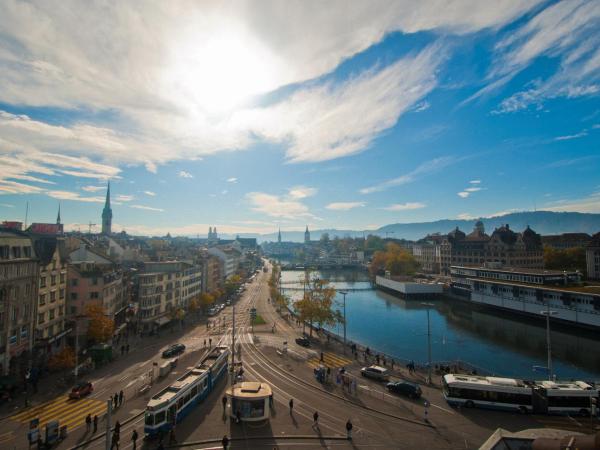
542,233,591,250
412,234,444,273
197,251,222,293
450,265,600,329
0,228,38,375
207,227,218,245
440,222,543,275
101,181,112,235
304,226,310,244
68,262,127,341
136,262,202,331
207,246,241,279
32,236,69,360
587,232,600,280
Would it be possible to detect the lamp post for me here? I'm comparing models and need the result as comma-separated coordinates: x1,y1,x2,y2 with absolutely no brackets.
339,291,348,353
540,306,558,381
421,302,434,384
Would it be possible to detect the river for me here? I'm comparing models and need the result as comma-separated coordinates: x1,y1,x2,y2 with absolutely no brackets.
281,269,600,380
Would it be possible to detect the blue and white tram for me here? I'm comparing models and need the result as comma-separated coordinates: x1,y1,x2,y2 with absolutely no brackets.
144,346,229,436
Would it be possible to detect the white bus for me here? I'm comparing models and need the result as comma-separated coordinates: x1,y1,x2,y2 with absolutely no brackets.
442,374,597,416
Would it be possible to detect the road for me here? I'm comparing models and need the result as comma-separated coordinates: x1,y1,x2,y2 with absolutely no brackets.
0,261,596,449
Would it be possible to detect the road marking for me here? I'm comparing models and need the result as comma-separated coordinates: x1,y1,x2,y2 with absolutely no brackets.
119,374,129,381
10,395,106,431
307,352,352,369
429,402,455,414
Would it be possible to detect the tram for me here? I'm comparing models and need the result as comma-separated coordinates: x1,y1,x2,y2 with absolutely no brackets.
144,346,229,436
442,374,597,416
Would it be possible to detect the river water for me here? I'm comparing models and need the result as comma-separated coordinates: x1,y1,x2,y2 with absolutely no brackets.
281,269,600,381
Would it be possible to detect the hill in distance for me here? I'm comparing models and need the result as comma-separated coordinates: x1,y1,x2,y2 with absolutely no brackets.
243,211,600,243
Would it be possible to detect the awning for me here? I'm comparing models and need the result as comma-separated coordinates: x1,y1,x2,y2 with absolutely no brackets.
154,316,171,327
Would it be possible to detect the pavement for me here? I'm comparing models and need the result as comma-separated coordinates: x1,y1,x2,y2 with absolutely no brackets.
0,262,597,450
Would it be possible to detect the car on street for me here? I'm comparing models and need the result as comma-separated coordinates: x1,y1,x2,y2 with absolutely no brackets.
360,365,390,381
386,380,422,399
162,343,186,358
295,336,310,347
69,381,93,399
226,299,231,306
208,307,217,316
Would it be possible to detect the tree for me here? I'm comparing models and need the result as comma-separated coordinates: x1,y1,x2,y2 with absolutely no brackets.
544,246,587,275
199,292,215,311
48,346,76,371
293,277,341,337
224,274,242,297
369,242,419,278
86,304,114,343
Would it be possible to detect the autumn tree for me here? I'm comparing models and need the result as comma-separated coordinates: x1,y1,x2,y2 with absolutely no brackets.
199,292,215,311
224,274,242,297
48,346,76,371
369,242,420,278
86,304,114,343
294,277,341,337
544,247,587,275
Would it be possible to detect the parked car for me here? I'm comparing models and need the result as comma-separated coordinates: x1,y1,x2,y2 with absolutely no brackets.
295,336,310,347
162,343,186,358
360,365,390,381
386,380,422,399
69,381,93,399
207,307,217,316
226,299,232,306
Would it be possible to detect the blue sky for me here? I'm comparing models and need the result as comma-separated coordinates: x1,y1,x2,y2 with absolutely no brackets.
0,0,599,236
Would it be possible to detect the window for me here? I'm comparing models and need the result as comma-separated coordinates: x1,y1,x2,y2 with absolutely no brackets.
9,330,17,345
38,313,45,324
60,273,65,284
154,411,165,424
70,293,78,300
50,291,56,302
90,292,99,299
92,278,98,286
71,279,78,287
70,306,77,315
39,294,46,306
51,275,57,286
12,247,21,258
59,306,64,316
49,309,55,320
59,289,65,300
20,325,28,338
40,277,47,288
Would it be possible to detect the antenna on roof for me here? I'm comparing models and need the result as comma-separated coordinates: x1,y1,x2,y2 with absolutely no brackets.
24,201,29,229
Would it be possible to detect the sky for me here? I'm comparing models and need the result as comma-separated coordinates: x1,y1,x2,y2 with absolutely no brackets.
0,0,599,237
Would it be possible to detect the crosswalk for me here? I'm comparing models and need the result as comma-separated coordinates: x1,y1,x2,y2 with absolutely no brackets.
307,352,353,369
10,395,107,432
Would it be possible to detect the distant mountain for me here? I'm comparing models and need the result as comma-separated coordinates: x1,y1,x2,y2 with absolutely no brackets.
249,211,600,243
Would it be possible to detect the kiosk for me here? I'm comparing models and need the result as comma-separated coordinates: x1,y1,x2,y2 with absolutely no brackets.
226,381,272,422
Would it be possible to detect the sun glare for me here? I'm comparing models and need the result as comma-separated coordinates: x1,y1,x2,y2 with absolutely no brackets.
164,31,279,115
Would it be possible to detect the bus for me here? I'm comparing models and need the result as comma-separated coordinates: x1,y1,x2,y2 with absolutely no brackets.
442,374,597,416
144,346,229,437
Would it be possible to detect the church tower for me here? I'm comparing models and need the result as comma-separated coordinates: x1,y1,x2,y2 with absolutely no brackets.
56,203,61,225
101,181,112,235
278,228,281,244
304,225,310,243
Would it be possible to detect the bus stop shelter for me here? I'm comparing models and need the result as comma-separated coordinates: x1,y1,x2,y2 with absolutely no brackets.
226,381,272,422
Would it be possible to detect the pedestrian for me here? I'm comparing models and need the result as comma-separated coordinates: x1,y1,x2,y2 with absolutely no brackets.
235,409,241,424
320,351,324,362
222,435,229,449
114,393,118,409
109,394,113,407
204,338,207,347
114,420,121,435
222,395,227,410
110,431,119,450
376,354,380,365
126,344,130,354
85,413,92,431
346,419,353,440
312,411,319,429
93,415,98,433
119,390,124,406
382,356,386,366
169,428,177,444
391,359,395,370
209,338,212,347
131,430,138,450
351,378,357,395
289,398,294,413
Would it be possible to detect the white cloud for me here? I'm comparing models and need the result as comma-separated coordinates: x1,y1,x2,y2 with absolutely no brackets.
246,191,316,220
221,190,228,195
382,202,426,211
82,185,105,192
554,132,588,141
143,190,156,196
543,192,600,213
470,179,481,184
45,190,104,203
130,204,164,212
488,1,600,113
457,213,476,220
116,194,134,202
0,1,541,173
413,101,430,112
458,191,471,198
360,156,455,194
227,177,238,183
178,171,193,178
464,187,481,193
288,186,318,199
326,202,365,211
0,203,15,208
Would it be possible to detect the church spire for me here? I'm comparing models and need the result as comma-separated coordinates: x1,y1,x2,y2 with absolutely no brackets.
56,202,61,225
101,181,113,235
277,227,281,243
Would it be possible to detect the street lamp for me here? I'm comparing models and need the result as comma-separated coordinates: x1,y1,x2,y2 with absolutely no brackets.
421,302,435,384
540,307,558,381
339,291,348,353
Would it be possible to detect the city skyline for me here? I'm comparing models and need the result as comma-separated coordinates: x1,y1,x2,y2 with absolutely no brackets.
1,1,600,236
